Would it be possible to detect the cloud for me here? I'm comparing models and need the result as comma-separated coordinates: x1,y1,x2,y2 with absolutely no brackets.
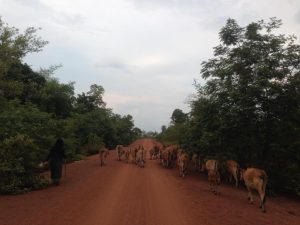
2,0,300,131
12,0,46,9
295,10,300,23
95,60,131,70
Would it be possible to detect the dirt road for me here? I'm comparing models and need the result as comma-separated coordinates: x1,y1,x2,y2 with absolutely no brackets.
1,139,299,225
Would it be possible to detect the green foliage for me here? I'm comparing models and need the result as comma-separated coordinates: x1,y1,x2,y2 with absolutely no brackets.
0,17,48,76
159,18,300,196
189,18,300,195
171,108,187,124
157,108,188,146
0,134,50,194
0,18,141,194
40,79,75,117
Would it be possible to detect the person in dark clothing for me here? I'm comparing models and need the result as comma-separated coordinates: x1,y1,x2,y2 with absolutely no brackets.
45,138,66,185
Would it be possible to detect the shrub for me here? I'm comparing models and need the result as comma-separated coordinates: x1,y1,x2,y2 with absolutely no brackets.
0,134,50,194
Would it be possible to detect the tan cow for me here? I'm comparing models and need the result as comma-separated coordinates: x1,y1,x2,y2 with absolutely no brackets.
176,149,184,166
99,148,109,166
116,145,124,161
130,146,139,163
124,147,131,163
240,168,268,212
225,160,240,187
205,160,221,195
178,152,189,178
136,146,146,167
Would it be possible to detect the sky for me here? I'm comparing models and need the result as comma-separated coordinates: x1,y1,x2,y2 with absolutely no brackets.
1,0,300,131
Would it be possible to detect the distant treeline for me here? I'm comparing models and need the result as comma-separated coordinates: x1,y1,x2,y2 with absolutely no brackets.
157,18,300,196
0,17,141,194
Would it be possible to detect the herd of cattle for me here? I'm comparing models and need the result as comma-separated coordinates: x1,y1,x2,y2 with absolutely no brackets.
99,142,268,213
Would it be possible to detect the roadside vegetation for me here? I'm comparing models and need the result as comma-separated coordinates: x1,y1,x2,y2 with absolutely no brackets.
0,17,141,194
157,18,300,196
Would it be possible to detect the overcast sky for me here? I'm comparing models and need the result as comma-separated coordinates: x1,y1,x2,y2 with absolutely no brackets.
1,0,300,131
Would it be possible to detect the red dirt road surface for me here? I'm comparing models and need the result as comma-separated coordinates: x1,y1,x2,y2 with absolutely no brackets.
1,139,300,225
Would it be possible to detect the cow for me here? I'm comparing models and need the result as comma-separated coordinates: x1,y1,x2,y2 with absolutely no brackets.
205,160,221,195
176,149,184,166
161,149,171,167
116,145,131,162
99,148,109,166
240,168,268,212
191,153,202,172
178,152,189,178
160,145,177,167
149,145,160,160
130,146,139,163
225,160,240,187
116,145,124,161
164,145,179,168
136,146,146,167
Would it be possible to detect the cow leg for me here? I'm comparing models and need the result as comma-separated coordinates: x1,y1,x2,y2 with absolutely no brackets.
247,187,254,204
233,170,238,187
259,190,266,212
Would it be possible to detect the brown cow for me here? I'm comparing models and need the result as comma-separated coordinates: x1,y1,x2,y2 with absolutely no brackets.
225,160,240,187
191,153,201,172
149,145,160,160
240,168,268,212
99,148,109,166
165,145,178,167
160,145,178,168
116,145,131,162
178,152,189,178
205,160,221,195
161,149,170,167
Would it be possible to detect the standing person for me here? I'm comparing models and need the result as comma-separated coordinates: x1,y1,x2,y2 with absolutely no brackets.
44,138,66,185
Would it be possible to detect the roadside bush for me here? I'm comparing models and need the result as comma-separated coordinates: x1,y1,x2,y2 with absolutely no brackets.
0,134,50,194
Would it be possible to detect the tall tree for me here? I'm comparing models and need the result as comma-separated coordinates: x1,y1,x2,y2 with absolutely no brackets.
187,18,300,194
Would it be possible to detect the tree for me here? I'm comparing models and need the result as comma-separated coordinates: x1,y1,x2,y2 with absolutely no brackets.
0,18,143,194
171,108,187,124
75,84,105,113
0,17,48,77
87,84,106,108
186,17,300,195
40,79,75,117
